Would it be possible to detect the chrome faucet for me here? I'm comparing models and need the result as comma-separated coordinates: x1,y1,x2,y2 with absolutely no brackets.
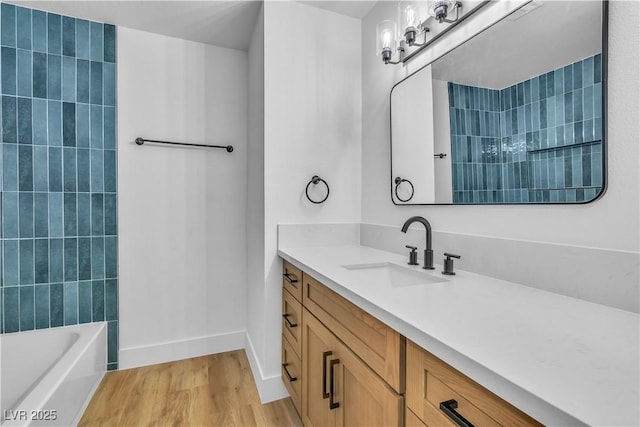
401,216,434,270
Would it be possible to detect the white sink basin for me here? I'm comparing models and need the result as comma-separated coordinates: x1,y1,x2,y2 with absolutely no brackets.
341,262,447,287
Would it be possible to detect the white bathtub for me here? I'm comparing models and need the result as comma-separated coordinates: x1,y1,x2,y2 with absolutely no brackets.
1,323,106,427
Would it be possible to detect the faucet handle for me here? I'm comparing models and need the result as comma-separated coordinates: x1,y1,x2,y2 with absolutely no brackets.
405,245,418,266
442,253,461,275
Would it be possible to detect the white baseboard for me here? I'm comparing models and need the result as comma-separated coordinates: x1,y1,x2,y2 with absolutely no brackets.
119,330,245,370
244,332,289,403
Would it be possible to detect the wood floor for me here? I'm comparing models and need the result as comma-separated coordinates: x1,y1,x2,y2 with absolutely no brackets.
79,350,303,426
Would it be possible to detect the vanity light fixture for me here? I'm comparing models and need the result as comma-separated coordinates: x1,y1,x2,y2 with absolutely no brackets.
377,0,463,64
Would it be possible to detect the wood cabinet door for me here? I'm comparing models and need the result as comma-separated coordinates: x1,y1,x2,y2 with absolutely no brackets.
302,308,337,427
333,339,404,427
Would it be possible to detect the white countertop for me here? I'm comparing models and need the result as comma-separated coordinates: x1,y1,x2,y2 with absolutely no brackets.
278,244,640,427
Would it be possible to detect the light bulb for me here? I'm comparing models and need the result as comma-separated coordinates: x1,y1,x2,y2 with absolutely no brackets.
376,20,398,61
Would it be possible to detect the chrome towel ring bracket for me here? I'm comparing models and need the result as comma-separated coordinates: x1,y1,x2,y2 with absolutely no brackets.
306,175,330,204
394,177,414,202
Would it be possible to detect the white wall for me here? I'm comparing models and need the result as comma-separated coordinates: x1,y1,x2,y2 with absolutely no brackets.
362,1,639,252
244,1,362,402
117,27,248,368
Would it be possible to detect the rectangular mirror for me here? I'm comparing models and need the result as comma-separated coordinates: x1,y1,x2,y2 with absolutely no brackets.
391,1,607,204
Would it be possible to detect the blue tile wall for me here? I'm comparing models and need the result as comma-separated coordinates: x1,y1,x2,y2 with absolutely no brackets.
449,54,603,204
0,3,118,371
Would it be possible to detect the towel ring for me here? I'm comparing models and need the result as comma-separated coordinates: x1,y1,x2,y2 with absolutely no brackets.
306,175,330,204
394,177,414,203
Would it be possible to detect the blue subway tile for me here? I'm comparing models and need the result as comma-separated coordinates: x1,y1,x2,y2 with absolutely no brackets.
3,143,18,191
17,97,33,144
564,92,573,123
63,147,77,191
48,101,62,146
17,49,33,97
3,287,20,333
19,192,34,238
105,236,117,278
105,172,117,213
63,281,78,325
62,16,75,57
2,96,17,143
90,105,103,148
49,193,63,238
78,280,92,323
34,191,49,237
34,146,49,191
63,193,77,236
76,19,90,60
18,144,33,191
63,237,78,281
32,52,47,98
105,279,117,321
35,284,50,329
32,10,47,52
20,286,36,331
108,320,117,363
34,238,49,283
50,282,64,327
92,237,104,279
47,13,62,54
77,103,90,147
76,59,90,103
32,99,47,145
574,122,583,144
91,149,104,191
583,56,594,86
49,239,64,282
48,147,62,191
104,24,116,63
47,54,62,100
16,8,32,49
77,193,91,236
62,102,75,146
104,107,116,149
78,237,92,280
90,22,104,62
104,150,117,193
91,193,104,235
3,240,20,286
594,54,601,83
563,65,573,93
2,191,20,239
77,148,90,192
573,62,582,90
19,239,34,285
594,83,602,118
62,56,76,102
90,61,103,104
1,4,17,47
91,280,104,321
573,89,583,122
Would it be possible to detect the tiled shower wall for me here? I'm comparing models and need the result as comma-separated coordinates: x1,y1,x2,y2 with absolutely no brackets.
449,54,603,204
0,3,118,370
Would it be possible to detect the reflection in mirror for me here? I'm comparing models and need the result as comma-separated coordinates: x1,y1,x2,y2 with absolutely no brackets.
391,1,606,205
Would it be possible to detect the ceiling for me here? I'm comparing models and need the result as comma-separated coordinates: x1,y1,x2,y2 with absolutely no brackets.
8,1,376,51
431,1,603,89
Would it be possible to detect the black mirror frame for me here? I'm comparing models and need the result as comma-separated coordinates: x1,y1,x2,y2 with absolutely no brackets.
390,0,608,206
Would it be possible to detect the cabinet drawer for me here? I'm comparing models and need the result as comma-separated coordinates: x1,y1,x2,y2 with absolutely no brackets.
282,334,302,416
283,260,303,303
283,289,303,358
406,341,541,427
303,273,405,393
406,408,427,427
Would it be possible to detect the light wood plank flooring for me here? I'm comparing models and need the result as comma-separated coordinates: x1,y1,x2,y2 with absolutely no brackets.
79,350,302,426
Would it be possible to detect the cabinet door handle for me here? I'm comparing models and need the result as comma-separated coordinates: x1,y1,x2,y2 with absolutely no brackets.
322,351,333,399
283,272,299,286
329,358,340,410
282,314,298,328
439,399,474,427
282,363,297,382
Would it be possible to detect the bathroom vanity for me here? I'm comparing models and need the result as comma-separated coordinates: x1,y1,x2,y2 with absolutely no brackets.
279,245,639,426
